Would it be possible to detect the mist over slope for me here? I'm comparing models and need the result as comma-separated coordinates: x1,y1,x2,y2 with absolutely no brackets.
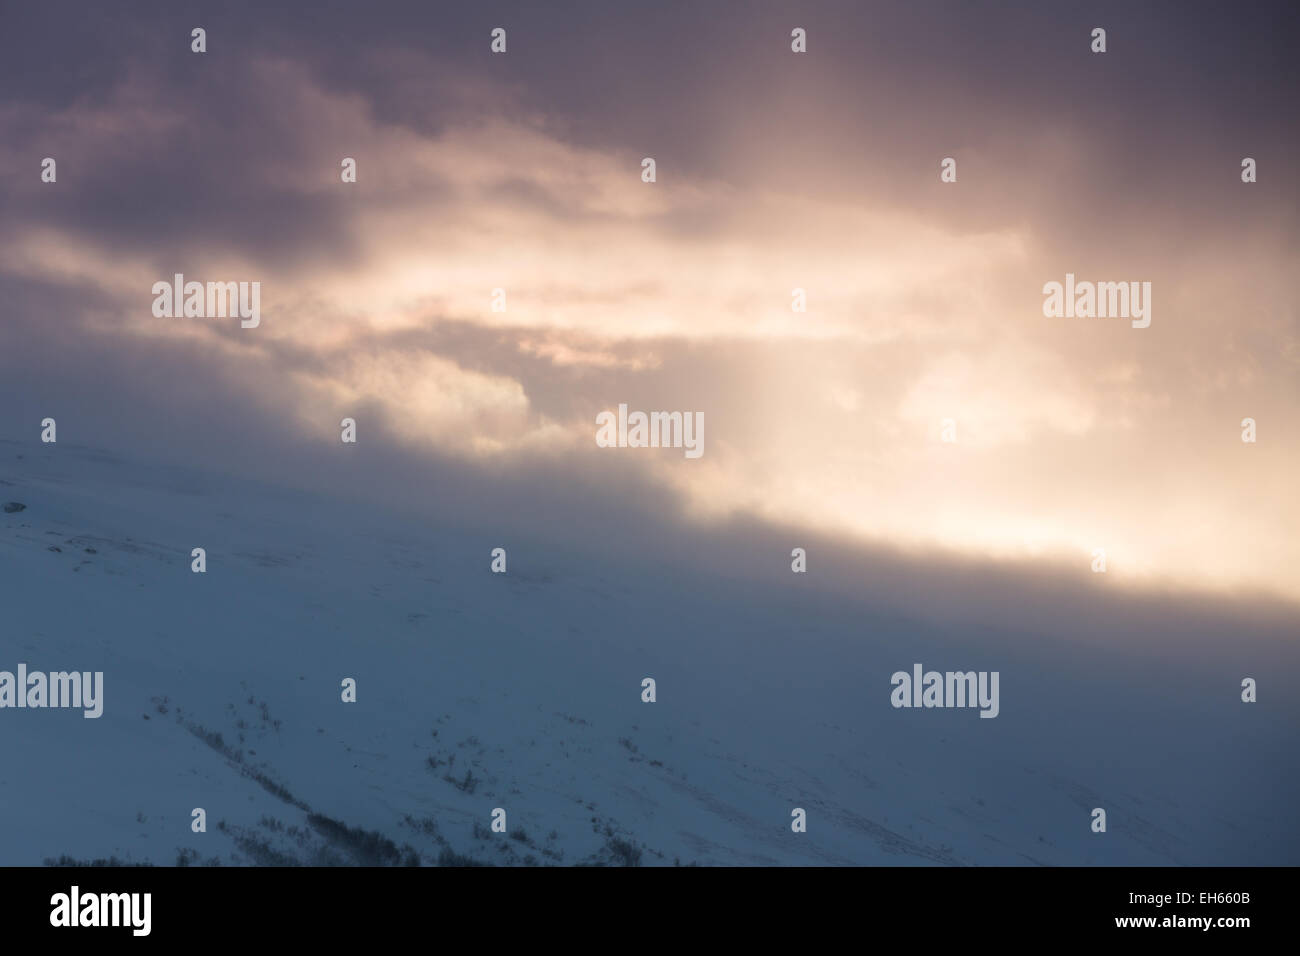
1,440,1296,866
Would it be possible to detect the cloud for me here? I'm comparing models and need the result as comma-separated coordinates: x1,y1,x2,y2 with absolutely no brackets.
1,11,1297,604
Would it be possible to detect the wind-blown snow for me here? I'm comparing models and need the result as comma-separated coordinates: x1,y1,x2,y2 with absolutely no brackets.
1,440,1296,866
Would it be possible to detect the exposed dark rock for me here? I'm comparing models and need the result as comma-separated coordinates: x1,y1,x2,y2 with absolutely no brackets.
2,502,26,513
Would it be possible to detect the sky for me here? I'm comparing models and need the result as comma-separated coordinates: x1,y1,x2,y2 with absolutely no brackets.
1,0,1297,606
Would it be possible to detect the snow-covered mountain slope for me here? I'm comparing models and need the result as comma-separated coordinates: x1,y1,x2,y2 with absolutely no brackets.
1,440,1296,866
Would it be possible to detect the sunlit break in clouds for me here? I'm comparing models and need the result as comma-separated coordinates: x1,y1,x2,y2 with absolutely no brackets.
1,0,1296,604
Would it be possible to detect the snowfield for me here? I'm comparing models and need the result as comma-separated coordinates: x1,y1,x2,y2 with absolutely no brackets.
1,440,1296,866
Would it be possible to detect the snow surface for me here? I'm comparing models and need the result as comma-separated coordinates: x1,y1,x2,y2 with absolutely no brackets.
1,440,1296,866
